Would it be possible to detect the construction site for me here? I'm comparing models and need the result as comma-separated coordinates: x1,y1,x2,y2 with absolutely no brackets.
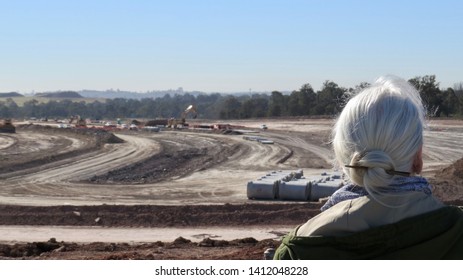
0,117,463,259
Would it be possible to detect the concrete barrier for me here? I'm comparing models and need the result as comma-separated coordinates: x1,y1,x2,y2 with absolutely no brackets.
266,169,304,181
246,180,278,199
279,181,311,201
247,170,344,201
310,181,344,201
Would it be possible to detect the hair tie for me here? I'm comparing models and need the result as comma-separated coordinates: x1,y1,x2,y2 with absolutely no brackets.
344,165,410,177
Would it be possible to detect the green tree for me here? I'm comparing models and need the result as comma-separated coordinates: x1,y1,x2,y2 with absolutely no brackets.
314,81,347,115
241,95,269,118
441,88,459,117
219,96,241,119
22,99,40,118
287,83,316,116
300,84,316,115
348,82,371,95
409,75,443,116
87,101,106,119
287,91,301,116
268,91,286,117
0,102,11,118
454,82,463,115
5,98,19,118
196,93,222,119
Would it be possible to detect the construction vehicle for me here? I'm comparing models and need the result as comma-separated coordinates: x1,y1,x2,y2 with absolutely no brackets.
0,118,15,133
69,115,87,128
144,119,168,127
167,105,198,128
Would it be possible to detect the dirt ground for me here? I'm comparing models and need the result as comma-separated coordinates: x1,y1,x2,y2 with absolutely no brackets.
0,118,462,259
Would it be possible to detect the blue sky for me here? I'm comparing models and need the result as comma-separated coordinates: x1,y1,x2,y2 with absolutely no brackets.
1,0,462,93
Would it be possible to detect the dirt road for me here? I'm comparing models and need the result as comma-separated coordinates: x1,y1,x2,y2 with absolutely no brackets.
0,118,462,259
0,123,328,206
1,119,463,205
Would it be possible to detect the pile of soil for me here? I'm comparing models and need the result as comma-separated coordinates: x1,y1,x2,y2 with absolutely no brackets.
0,237,280,260
87,142,243,184
0,125,124,175
435,157,463,181
2,121,461,260
430,156,463,204
0,203,319,260
0,203,321,227
18,124,124,146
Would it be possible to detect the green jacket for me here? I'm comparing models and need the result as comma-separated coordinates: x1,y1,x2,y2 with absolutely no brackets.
274,206,463,260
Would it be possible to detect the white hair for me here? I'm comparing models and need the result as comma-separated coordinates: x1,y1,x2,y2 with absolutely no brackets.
332,76,426,201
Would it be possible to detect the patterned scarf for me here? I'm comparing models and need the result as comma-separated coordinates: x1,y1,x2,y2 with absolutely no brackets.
321,176,432,211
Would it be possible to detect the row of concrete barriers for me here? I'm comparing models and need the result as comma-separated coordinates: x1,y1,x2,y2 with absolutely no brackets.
247,170,346,201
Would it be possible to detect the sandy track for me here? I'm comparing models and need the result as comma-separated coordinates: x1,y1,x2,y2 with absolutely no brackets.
0,131,78,156
0,134,160,205
0,119,462,259
14,134,160,182
422,129,463,173
0,119,462,207
0,134,16,150
0,225,291,243
0,129,296,206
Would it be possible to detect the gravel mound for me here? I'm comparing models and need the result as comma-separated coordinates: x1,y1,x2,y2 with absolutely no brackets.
435,157,463,181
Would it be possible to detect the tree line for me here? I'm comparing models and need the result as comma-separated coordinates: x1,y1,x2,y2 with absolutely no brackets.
1,75,463,120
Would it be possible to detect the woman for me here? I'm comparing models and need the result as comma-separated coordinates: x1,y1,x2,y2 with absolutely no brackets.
274,76,463,259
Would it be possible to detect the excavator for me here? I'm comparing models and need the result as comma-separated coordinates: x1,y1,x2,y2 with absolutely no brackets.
0,118,15,133
167,105,198,128
69,115,87,128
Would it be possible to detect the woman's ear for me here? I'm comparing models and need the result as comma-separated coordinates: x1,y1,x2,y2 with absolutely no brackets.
412,146,423,174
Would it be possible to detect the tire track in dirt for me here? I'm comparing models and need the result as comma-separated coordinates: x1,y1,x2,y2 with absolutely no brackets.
0,134,161,204
0,135,16,150
0,128,332,205
28,134,159,182
2,120,462,206
264,131,333,169
423,129,463,172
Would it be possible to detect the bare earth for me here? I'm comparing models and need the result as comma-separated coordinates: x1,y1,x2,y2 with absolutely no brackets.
0,118,462,259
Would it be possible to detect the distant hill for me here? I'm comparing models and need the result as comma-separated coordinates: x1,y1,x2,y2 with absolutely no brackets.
0,92,23,98
79,88,194,99
35,91,83,98
78,89,273,99
79,90,160,99
2,89,275,100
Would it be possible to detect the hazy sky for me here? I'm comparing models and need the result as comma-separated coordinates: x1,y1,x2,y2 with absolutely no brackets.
1,0,462,93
